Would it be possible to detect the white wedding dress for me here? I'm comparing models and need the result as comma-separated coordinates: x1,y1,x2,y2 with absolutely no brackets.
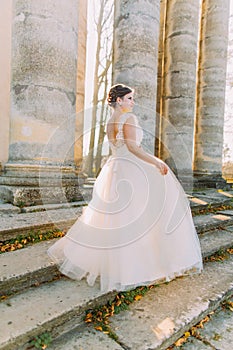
48,113,203,292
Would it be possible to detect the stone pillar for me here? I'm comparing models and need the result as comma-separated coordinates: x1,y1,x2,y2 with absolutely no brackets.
223,2,233,181
0,0,12,170
0,0,85,206
159,0,200,184
113,0,160,153
75,0,88,169
194,0,231,187
155,0,167,156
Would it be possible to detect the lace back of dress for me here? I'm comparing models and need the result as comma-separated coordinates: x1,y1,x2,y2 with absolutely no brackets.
109,113,143,153
111,114,129,149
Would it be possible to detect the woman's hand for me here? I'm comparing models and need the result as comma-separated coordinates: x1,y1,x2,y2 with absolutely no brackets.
154,158,168,175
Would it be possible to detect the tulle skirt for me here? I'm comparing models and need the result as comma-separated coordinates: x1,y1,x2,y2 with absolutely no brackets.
48,145,203,292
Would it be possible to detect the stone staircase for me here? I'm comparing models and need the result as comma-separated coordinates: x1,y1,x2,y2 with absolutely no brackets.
0,188,233,349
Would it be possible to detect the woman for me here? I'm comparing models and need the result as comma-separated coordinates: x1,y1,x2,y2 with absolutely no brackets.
48,84,203,292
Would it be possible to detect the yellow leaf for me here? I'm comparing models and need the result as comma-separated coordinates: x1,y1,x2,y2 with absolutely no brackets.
95,326,103,331
85,318,92,323
175,337,186,347
184,331,191,338
134,295,142,301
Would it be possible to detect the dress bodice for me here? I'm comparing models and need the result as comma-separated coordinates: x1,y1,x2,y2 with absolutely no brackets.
108,113,143,154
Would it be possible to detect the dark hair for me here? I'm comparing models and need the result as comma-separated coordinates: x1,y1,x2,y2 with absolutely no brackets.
107,84,133,108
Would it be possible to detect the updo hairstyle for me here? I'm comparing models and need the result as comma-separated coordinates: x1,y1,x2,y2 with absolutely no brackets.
107,84,133,108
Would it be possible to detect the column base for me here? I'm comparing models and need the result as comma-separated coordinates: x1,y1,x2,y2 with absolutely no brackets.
0,163,87,206
170,171,232,193
193,172,232,190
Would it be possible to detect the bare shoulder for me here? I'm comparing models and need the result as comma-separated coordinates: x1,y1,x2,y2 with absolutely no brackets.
123,113,138,125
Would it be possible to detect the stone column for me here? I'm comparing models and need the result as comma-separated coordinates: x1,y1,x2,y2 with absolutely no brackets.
113,0,160,153
0,0,12,170
0,0,85,206
194,0,230,187
223,2,233,180
159,0,200,184
155,0,167,156
75,0,87,169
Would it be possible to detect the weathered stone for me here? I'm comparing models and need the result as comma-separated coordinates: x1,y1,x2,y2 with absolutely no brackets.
0,277,117,350
0,185,84,206
10,0,78,164
0,0,11,164
194,212,233,233
194,0,230,174
49,327,123,350
0,207,82,241
110,255,233,350
179,337,210,349
0,204,20,215
0,164,87,205
0,0,86,207
0,188,233,349
200,227,233,258
0,240,59,296
193,173,231,190
181,297,233,349
158,0,200,175
1,208,233,297
75,0,88,167
223,6,233,180
21,200,87,213
113,0,160,153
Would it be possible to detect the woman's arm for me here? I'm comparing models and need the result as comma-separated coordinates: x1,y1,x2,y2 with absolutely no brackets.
123,115,168,175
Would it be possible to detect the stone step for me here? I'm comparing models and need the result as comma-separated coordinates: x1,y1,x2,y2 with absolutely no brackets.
0,242,232,350
193,210,233,233
20,200,87,213
2,247,231,350
177,295,233,350
0,198,233,242
109,254,233,350
0,229,232,349
0,277,117,350
0,207,83,241
49,326,124,350
0,240,59,296
188,189,233,213
0,204,20,215
1,222,233,298
49,295,233,350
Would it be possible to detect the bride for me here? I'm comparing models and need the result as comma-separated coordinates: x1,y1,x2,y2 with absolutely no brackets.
48,84,203,292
